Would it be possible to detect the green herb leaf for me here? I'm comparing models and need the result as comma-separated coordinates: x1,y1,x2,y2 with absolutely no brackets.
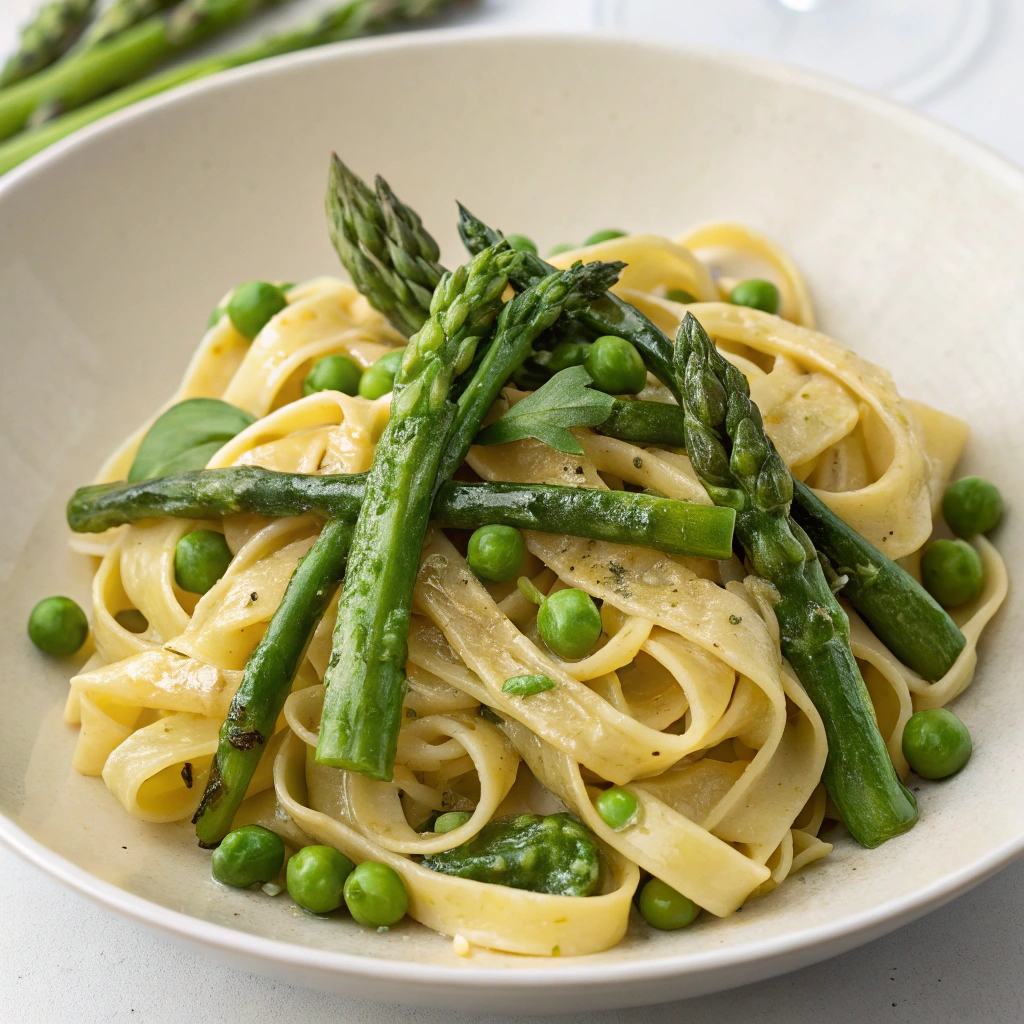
127,398,256,482
475,366,615,455
502,674,557,697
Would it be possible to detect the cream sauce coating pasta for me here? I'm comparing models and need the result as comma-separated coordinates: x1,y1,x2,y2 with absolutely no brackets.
61,236,1004,956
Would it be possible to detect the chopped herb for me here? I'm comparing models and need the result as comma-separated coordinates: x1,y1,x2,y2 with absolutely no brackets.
502,674,557,697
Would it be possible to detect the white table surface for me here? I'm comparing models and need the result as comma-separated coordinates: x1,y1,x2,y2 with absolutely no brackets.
2,2,1024,1021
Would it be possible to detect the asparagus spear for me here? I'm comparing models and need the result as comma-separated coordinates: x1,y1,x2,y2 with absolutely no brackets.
675,312,917,847
457,206,966,682
326,154,445,337
66,469,737,560
316,243,518,779
74,0,181,52
0,0,452,168
0,0,96,88
193,516,353,846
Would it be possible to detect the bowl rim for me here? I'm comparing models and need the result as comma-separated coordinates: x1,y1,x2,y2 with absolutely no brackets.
1,25,1021,993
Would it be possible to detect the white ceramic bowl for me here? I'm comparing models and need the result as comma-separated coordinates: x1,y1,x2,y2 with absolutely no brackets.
0,30,1020,1014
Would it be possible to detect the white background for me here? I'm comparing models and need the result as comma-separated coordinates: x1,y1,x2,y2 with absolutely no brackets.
2,1,1023,1020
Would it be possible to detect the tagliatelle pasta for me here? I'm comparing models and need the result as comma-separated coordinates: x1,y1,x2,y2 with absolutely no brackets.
58,224,1005,958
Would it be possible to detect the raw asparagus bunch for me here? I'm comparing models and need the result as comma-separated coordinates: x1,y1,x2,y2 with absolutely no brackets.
315,243,520,780
193,517,353,846
0,0,96,87
675,311,918,847
455,204,966,683
326,153,445,337
66,468,737,560
0,0,454,172
74,0,181,52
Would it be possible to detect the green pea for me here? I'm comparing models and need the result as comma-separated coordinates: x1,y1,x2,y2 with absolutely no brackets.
286,845,355,914
594,787,639,831
343,861,409,927
942,476,1003,539
434,811,473,834
902,708,972,780
227,281,288,340
502,673,556,697
920,539,983,608
208,297,230,328
467,525,525,583
358,349,406,400
665,287,696,304
302,354,363,397
548,243,577,256
27,596,88,656
585,335,648,394
729,279,781,314
584,229,627,246
212,825,286,888
544,340,591,374
639,878,699,930
537,588,603,660
174,529,233,595
505,233,538,255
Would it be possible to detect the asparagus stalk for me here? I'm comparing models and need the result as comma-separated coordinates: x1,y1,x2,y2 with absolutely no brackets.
66,469,737,560
316,243,518,779
74,0,181,52
192,516,353,846
675,312,917,847
326,153,445,337
457,206,966,683
0,0,96,88
0,0,453,172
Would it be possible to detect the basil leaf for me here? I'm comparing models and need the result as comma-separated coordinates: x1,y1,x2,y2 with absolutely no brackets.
127,398,256,482
475,366,615,456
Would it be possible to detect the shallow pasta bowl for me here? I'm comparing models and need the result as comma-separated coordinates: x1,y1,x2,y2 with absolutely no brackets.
0,29,1021,1014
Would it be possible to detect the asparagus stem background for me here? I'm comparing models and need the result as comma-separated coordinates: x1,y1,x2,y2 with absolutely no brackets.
675,311,917,848
316,244,517,780
67,469,737,560
73,0,181,52
192,516,354,846
0,0,454,174
0,0,96,88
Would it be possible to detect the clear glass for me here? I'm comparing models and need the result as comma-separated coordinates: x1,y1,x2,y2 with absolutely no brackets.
592,0,994,103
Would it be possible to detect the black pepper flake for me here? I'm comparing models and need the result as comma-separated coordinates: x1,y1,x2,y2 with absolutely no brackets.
250,591,258,602
633,457,643,469
575,466,584,475
180,762,193,788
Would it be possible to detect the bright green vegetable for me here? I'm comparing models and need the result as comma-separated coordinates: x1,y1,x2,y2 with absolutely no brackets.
594,787,639,831
638,878,699,930
211,825,285,888
173,529,233,595
548,243,576,256
303,354,363,397
535,588,603,661
0,2,455,176
127,398,255,482
505,233,537,254
357,349,405,399
287,844,355,914
68,468,737,561
729,278,780,314
422,813,601,897
27,596,88,656
502,673,556,697
193,517,353,846
433,811,472,834
74,0,179,52
475,364,615,456
584,229,627,246
665,288,696,304
343,861,408,926
0,0,96,87
227,281,287,340
584,334,647,394
467,524,525,583
675,312,917,847
921,539,983,608
544,340,590,373
902,708,972,780
942,476,1003,539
